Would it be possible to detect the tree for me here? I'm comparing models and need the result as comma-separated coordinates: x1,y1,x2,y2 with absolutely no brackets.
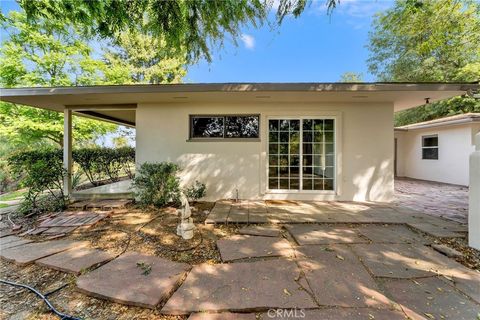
103,30,187,84
16,0,339,62
339,72,364,83
367,0,480,126
0,11,117,147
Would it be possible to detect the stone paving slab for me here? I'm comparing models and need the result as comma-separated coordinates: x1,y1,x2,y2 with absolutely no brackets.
36,247,114,274
407,222,465,238
439,268,480,304
356,225,428,244
350,243,462,278
161,259,317,315
77,252,191,309
296,245,392,308
98,199,132,209
0,236,34,249
260,308,407,320
188,312,256,320
217,235,294,262
284,224,367,245
384,277,480,320
0,240,88,265
238,225,282,237
0,229,17,238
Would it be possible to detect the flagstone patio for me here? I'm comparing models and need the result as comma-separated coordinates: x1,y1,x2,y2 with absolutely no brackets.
0,200,478,319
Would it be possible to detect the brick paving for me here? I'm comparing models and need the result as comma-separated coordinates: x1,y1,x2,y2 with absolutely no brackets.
394,177,468,223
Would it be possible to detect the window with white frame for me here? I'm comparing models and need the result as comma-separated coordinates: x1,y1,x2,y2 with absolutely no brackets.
422,135,438,160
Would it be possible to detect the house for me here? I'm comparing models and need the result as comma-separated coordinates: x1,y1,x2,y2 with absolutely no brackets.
1,83,477,202
395,113,480,186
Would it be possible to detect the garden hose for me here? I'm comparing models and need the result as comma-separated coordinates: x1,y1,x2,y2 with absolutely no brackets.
0,279,82,320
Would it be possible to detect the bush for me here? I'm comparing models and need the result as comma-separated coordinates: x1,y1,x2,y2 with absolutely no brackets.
72,148,105,186
73,147,135,185
133,162,181,208
8,149,66,215
184,180,207,201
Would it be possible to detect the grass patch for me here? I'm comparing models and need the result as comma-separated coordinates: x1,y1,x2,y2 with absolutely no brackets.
0,203,9,208
0,189,26,202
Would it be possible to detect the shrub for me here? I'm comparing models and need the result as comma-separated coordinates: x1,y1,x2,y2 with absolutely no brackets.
73,147,135,185
184,181,207,201
133,162,181,208
72,148,105,186
8,149,66,215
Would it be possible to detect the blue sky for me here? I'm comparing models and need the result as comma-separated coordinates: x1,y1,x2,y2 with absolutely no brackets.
1,0,394,83
186,0,394,83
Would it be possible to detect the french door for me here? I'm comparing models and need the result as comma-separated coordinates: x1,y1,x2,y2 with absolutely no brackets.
268,118,335,191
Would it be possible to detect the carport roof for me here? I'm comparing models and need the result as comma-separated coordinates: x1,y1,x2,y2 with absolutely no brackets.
1,82,478,127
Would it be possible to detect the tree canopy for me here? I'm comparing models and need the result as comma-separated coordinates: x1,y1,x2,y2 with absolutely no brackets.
367,0,480,126
0,11,117,147
13,0,339,62
339,72,364,83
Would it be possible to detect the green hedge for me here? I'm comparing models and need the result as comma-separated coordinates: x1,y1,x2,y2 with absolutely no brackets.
73,146,135,185
9,147,135,188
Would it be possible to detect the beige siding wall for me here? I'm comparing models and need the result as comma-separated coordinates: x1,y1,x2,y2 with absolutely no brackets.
395,124,476,186
136,102,394,202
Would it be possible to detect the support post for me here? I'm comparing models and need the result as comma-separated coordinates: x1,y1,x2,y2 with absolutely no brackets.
469,132,480,250
63,109,72,198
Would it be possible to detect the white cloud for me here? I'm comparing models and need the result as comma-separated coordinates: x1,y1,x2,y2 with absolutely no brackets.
240,34,255,50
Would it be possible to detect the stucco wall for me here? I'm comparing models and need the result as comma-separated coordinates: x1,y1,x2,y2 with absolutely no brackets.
395,124,478,186
136,102,394,202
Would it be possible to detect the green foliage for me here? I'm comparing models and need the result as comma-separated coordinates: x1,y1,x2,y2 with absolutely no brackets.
72,147,135,185
368,0,480,125
0,10,117,147
368,0,480,82
133,162,181,208
103,30,187,84
394,96,480,126
8,149,66,215
19,0,339,62
339,72,364,83
184,181,207,201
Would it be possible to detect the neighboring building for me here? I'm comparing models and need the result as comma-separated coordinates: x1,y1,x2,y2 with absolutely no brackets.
1,83,477,201
395,113,480,186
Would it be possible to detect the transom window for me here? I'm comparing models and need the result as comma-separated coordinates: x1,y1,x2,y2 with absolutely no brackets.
268,118,335,191
422,135,438,160
190,115,259,139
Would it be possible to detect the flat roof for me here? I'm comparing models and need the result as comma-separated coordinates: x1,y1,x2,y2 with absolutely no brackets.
395,112,480,131
1,82,478,127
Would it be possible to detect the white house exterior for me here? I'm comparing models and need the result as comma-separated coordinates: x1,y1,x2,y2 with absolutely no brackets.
395,113,480,186
1,82,477,202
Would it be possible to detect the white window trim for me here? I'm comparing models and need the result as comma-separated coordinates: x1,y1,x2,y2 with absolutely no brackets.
261,112,342,196
421,134,439,160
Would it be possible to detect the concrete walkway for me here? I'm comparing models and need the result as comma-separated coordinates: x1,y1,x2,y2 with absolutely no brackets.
394,177,468,223
207,200,467,239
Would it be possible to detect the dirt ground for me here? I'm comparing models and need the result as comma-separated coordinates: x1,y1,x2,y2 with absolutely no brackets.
1,202,242,320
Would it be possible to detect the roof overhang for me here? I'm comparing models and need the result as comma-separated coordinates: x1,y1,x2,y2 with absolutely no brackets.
1,82,478,127
395,113,480,131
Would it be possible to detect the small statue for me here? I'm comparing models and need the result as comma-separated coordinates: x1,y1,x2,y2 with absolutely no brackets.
177,192,195,240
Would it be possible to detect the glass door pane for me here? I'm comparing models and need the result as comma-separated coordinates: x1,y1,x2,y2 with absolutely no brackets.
268,119,300,190
302,119,335,191
268,118,334,191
